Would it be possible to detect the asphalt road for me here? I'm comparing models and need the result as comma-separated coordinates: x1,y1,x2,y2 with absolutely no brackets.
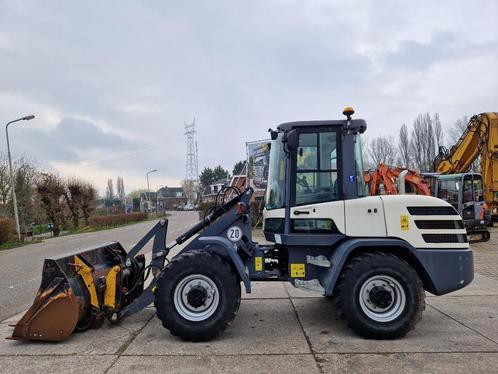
0,211,199,321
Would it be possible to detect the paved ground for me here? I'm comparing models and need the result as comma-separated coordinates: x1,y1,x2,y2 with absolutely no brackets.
1,215,497,373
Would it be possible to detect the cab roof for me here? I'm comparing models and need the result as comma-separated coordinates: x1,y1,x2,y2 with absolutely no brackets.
277,119,367,132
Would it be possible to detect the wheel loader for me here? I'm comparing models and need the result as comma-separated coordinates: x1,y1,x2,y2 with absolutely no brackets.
8,108,473,343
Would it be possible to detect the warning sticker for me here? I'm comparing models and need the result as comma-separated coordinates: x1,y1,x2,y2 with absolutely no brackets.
255,257,263,272
400,215,409,231
290,263,305,278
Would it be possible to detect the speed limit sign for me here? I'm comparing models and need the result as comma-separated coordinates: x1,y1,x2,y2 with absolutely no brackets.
227,226,242,242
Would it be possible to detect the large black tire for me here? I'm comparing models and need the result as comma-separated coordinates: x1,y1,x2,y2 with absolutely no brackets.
154,249,241,341
334,252,425,339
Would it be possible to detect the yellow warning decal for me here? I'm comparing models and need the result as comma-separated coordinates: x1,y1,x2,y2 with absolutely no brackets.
400,215,409,231
255,257,263,271
290,263,305,278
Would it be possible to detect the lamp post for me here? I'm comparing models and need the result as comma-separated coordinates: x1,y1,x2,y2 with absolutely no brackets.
5,115,35,240
146,169,157,211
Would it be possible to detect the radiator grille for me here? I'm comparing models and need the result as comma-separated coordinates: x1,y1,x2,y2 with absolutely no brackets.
415,220,464,230
407,206,458,216
422,234,468,243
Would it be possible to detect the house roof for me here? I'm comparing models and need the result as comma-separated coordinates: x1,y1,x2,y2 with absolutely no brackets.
158,186,185,198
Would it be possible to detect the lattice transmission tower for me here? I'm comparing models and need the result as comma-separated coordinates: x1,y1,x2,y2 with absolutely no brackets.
184,119,198,183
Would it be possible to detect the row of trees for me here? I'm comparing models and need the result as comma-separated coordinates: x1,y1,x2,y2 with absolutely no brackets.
37,174,96,236
0,153,96,238
363,113,464,172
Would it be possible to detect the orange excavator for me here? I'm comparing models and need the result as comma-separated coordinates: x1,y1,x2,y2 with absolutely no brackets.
365,163,431,196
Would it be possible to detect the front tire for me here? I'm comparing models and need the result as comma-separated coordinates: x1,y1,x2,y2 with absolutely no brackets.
334,252,425,339
154,249,241,341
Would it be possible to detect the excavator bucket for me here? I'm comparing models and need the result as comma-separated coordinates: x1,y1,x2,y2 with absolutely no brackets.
8,242,144,342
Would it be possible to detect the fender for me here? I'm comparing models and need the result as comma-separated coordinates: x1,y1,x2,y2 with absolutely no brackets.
321,238,422,296
177,236,251,293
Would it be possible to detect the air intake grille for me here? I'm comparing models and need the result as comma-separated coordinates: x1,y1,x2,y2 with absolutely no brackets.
415,220,464,230
422,234,468,243
407,206,458,216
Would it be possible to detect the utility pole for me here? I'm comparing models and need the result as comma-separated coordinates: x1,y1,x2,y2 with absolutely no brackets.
184,119,199,203
5,115,35,241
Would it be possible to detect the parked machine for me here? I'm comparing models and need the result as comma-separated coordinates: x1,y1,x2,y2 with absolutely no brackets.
365,164,490,242
434,112,498,221
9,108,473,343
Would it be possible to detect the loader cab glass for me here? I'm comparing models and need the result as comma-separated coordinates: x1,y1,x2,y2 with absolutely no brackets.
295,131,339,205
265,132,286,210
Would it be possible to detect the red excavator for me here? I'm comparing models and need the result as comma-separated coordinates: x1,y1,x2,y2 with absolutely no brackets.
364,163,431,196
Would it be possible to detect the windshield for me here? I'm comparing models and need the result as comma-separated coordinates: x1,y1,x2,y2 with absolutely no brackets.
437,178,460,208
265,133,286,210
463,174,484,203
355,135,368,197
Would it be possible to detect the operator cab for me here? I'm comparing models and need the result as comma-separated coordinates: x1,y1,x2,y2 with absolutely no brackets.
264,107,367,239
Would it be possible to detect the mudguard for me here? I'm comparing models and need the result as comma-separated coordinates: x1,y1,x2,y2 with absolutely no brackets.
177,236,251,293
321,238,473,296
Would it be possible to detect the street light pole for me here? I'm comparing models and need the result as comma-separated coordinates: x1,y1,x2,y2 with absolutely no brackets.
146,169,157,211
5,115,35,241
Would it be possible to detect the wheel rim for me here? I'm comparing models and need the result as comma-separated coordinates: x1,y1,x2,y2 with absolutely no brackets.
173,274,220,322
358,275,406,322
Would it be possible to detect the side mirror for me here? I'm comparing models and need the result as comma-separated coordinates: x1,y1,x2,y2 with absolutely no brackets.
268,128,278,140
283,130,298,153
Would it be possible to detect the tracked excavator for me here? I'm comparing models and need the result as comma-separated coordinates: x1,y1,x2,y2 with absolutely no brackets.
8,108,473,343
434,112,498,221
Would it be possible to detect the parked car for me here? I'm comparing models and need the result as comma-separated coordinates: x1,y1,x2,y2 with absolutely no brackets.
176,204,185,211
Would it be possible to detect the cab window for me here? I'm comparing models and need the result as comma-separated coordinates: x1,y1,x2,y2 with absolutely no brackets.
296,131,339,205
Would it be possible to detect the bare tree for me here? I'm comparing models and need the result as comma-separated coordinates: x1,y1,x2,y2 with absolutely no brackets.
367,135,398,166
36,173,67,236
116,177,125,201
409,113,440,172
449,115,469,144
80,182,96,226
106,178,114,201
433,113,443,149
14,156,37,228
0,153,12,216
398,124,411,168
64,179,84,229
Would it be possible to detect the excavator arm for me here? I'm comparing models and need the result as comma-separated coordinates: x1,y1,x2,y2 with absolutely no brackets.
365,163,431,196
434,113,498,217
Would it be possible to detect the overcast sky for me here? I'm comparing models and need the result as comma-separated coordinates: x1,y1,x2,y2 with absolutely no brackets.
1,1,497,195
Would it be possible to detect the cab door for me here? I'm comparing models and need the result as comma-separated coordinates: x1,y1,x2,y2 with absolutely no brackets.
290,129,345,234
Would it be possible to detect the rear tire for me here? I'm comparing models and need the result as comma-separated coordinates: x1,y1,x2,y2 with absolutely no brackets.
334,252,425,339
154,249,241,341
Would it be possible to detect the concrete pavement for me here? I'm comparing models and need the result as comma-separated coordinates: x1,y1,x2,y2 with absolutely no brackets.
1,216,497,373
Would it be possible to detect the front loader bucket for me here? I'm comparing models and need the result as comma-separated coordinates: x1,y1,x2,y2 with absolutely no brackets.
8,242,134,342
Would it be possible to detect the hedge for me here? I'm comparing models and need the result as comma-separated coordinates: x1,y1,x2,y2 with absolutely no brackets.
88,212,149,228
0,218,16,244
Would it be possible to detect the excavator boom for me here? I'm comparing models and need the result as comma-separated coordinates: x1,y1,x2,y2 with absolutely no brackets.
434,113,498,218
